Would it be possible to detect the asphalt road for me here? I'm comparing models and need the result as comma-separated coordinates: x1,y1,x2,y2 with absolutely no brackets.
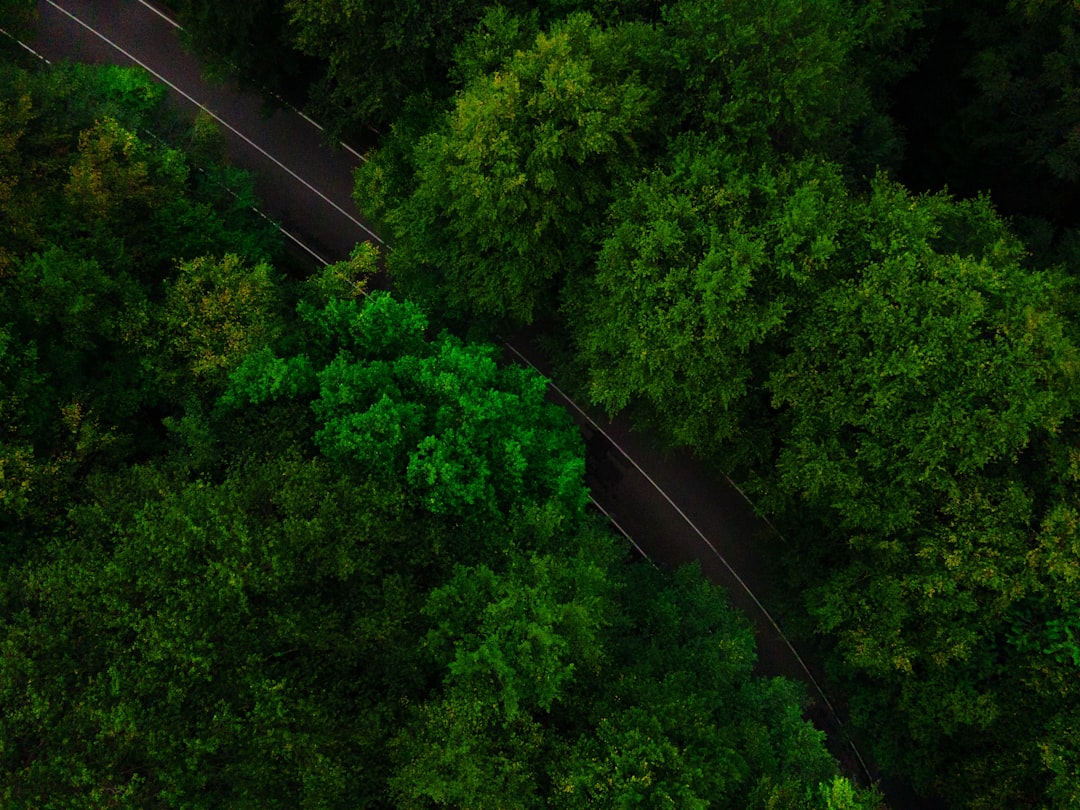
27,0,884,794
31,0,380,263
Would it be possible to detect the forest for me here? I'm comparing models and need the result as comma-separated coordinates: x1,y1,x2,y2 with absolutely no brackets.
0,7,876,810
4,0,1080,807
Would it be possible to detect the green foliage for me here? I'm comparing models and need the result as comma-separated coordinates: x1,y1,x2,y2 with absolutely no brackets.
391,537,616,809
0,61,279,264
21,7,1076,805
298,241,378,306
768,178,1075,528
390,554,878,810
893,0,1080,227
564,134,1079,805
0,0,35,36
548,564,877,810
162,254,284,392
425,550,612,719
759,178,1080,805
0,60,282,551
223,290,587,530
284,0,497,129
569,144,847,462
0,453,428,808
171,0,317,101
1,229,865,810
660,0,878,163
358,12,661,324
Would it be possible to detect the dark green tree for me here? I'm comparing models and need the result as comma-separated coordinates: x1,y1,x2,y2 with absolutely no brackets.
357,11,661,325
171,0,318,102
765,177,1080,806
284,0,499,129
892,0,1080,227
659,0,908,172
0,0,34,36
391,537,616,809
0,451,431,808
568,143,848,465
0,60,280,554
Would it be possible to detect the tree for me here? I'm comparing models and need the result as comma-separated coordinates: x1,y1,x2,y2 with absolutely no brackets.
391,538,615,809
892,0,1080,227
0,60,283,561
568,143,848,465
658,0,903,171
764,177,1080,805
357,11,661,324
0,452,430,808
550,564,880,809
767,178,1075,533
161,253,284,393
221,288,587,540
283,0,498,130
390,549,881,810
0,0,35,37
171,0,317,102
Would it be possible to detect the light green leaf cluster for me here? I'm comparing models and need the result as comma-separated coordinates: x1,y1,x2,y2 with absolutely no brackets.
222,290,586,526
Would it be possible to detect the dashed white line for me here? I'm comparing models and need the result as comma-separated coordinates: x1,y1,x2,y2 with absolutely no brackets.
0,26,51,63
43,0,384,245
588,496,654,565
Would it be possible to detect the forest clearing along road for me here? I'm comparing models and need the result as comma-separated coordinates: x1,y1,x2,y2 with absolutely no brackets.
29,0,882,794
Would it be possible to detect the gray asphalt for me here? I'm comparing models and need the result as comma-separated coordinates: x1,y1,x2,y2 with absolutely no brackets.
30,0,886,795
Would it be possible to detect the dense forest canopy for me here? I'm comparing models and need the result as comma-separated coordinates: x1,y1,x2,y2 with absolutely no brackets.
154,0,1080,806
0,38,878,809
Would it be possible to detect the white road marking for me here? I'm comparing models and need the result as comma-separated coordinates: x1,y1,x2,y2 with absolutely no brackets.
0,26,51,62
44,0,384,245
588,496,654,564
134,0,179,29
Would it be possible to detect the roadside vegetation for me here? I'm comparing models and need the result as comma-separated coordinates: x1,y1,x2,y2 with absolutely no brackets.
0,26,878,810
157,0,1080,806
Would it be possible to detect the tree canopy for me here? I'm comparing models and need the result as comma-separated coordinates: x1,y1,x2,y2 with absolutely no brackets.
15,0,1080,802
0,53,875,809
346,1,1080,804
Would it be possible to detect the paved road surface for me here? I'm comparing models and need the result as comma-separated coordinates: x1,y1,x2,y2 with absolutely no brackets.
31,0,379,263
26,0,885,794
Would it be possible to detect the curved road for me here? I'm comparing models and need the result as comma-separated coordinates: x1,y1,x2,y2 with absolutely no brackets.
23,0,884,796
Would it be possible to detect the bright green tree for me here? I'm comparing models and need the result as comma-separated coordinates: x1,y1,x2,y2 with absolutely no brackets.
222,288,587,536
